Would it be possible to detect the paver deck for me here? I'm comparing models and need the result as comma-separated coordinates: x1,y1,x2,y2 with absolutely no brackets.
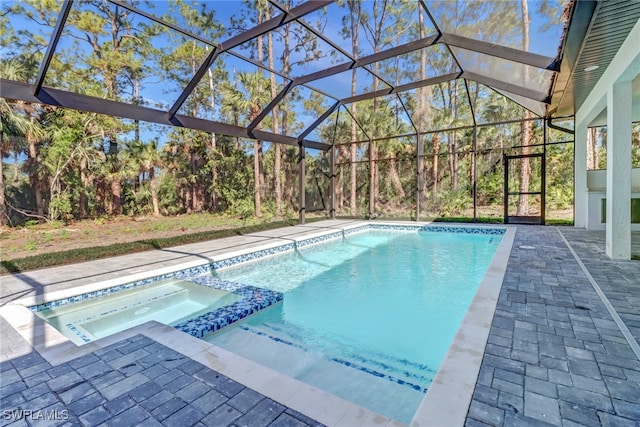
467,226,640,426
1,221,639,426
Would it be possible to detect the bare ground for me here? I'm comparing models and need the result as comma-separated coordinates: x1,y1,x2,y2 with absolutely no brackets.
0,214,261,261
0,208,572,262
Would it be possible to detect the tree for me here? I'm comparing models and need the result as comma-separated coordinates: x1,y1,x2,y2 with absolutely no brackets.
45,117,85,222
263,0,327,217
587,127,599,170
416,5,431,208
346,0,362,216
0,6,50,219
360,0,414,212
128,139,162,216
517,0,532,216
160,0,225,213
0,61,34,226
221,72,271,217
266,4,283,217
55,0,150,214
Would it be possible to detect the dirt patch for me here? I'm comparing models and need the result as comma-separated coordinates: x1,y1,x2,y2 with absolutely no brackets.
0,214,260,261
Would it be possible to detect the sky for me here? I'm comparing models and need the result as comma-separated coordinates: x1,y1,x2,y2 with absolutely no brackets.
3,0,568,151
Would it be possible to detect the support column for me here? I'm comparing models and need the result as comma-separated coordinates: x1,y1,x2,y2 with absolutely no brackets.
330,145,336,220
606,80,632,259
574,122,588,228
298,143,306,225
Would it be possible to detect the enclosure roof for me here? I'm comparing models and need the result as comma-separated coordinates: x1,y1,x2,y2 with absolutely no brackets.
550,0,640,118
0,0,627,149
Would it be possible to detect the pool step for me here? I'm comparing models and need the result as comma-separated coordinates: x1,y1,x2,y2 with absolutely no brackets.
240,322,432,393
208,323,427,421
82,296,207,339
37,281,189,320
259,321,435,381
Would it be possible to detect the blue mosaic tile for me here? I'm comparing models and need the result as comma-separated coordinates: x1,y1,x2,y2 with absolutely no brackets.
342,225,370,236
368,224,421,232
211,243,296,270
173,283,283,339
66,323,91,343
420,225,505,235
240,325,430,393
364,223,506,235
295,231,343,249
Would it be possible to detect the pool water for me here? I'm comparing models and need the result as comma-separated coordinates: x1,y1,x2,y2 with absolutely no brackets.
35,279,241,345
206,230,502,423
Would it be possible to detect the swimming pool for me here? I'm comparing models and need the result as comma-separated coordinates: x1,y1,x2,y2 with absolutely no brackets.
205,228,503,424
21,222,507,424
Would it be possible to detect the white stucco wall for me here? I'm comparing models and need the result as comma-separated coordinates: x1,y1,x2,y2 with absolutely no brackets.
586,168,640,230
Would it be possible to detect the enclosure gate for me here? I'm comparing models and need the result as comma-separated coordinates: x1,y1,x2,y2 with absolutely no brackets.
503,153,545,225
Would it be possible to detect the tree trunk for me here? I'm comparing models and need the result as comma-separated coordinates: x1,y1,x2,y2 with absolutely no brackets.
348,0,360,216
389,158,405,199
0,135,6,226
257,4,266,206
417,7,429,202
449,80,459,191
517,114,532,215
372,144,378,209
267,5,282,218
189,50,203,214
253,139,262,218
27,131,45,219
96,178,106,215
110,178,121,215
194,183,205,212
433,133,440,197
150,168,160,216
190,149,196,213
12,150,19,183
211,144,218,212
350,141,357,215
337,147,344,212
184,186,191,214
206,45,218,212
587,127,598,170
449,132,458,190
517,0,531,216
283,154,292,209
79,156,88,219
368,1,387,210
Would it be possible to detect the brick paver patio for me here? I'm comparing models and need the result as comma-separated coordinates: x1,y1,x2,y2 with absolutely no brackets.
466,226,640,426
1,222,638,426
0,333,323,427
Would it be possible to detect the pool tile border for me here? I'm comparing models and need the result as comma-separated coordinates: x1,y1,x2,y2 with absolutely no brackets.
47,277,283,345
28,223,505,314
173,277,283,339
28,264,210,312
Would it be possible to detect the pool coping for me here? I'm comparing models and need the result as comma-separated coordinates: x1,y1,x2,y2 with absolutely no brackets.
0,221,515,427
412,226,516,426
